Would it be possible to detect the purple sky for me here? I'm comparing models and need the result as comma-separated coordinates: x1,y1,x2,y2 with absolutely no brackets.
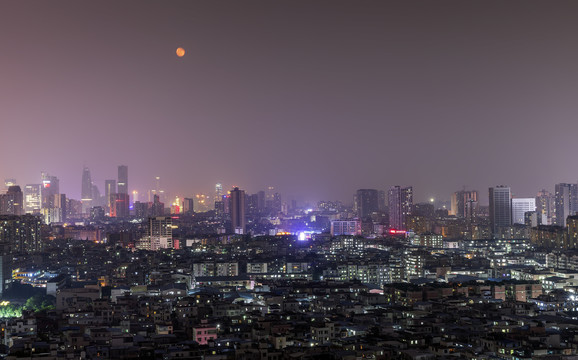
1,1,578,204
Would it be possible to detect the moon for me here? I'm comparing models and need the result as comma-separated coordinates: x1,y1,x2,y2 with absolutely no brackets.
176,47,185,57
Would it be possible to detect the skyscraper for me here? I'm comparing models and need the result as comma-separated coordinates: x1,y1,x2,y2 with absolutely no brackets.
489,186,511,234
24,184,42,214
215,183,223,209
104,179,116,215
110,193,130,218
117,165,128,195
388,186,413,230
41,172,59,209
536,189,555,225
450,190,479,218
355,189,379,219
511,198,536,225
230,187,246,234
0,186,23,216
183,198,194,215
555,183,578,227
81,167,93,214
91,184,102,207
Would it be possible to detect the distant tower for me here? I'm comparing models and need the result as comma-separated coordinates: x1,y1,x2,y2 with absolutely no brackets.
536,189,555,225
554,183,578,227
110,193,130,218
81,167,93,213
0,186,24,215
24,184,42,214
92,184,101,206
489,186,511,234
4,179,16,192
104,179,116,214
450,190,479,218
230,187,246,234
41,172,60,209
118,165,128,195
265,186,275,211
155,177,161,193
215,183,223,209
183,198,194,215
355,189,379,219
388,186,413,230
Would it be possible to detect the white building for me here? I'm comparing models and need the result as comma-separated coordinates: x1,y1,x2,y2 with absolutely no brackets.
511,198,536,225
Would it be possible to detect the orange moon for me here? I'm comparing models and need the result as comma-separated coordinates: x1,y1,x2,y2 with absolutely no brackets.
176,47,185,57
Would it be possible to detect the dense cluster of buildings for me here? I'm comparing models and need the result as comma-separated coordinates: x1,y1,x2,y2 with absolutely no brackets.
3,171,578,358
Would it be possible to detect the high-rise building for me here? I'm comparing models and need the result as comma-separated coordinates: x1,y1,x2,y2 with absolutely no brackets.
247,193,259,215
81,167,93,213
117,165,128,195
194,194,209,213
110,193,130,218
152,195,164,216
489,186,512,234
137,217,173,250
104,179,116,214
0,214,42,254
214,183,223,209
0,186,24,216
355,189,379,219
378,190,387,212
265,186,275,211
450,190,479,219
257,191,265,213
0,241,11,296
388,186,413,230
183,198,194,215
412,203,435,219
40,173,59,209
567,216,578,249
555,183,578,227
134,201,150,219
272,193,282,213
42,194,66,224
91,184,102,207
66,198,82,219
230,187,246,234
511,198,536,225
24,184,42,214
536,189,555,225
3,179,16,192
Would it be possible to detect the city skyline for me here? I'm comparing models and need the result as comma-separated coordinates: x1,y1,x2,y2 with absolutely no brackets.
2,1,578,203
4,165,578,207
4,2,578,356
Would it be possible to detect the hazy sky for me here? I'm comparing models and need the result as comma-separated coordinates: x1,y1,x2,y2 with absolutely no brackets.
2,1,578,204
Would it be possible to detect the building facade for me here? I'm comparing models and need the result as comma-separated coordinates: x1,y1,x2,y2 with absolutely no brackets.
489,186,511,235
388,186,413,230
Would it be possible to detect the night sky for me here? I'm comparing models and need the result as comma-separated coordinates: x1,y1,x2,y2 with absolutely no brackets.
2,1,578,204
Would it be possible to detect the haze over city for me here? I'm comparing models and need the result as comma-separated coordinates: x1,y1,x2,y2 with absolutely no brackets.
3,1,578,202
7,2,578,358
